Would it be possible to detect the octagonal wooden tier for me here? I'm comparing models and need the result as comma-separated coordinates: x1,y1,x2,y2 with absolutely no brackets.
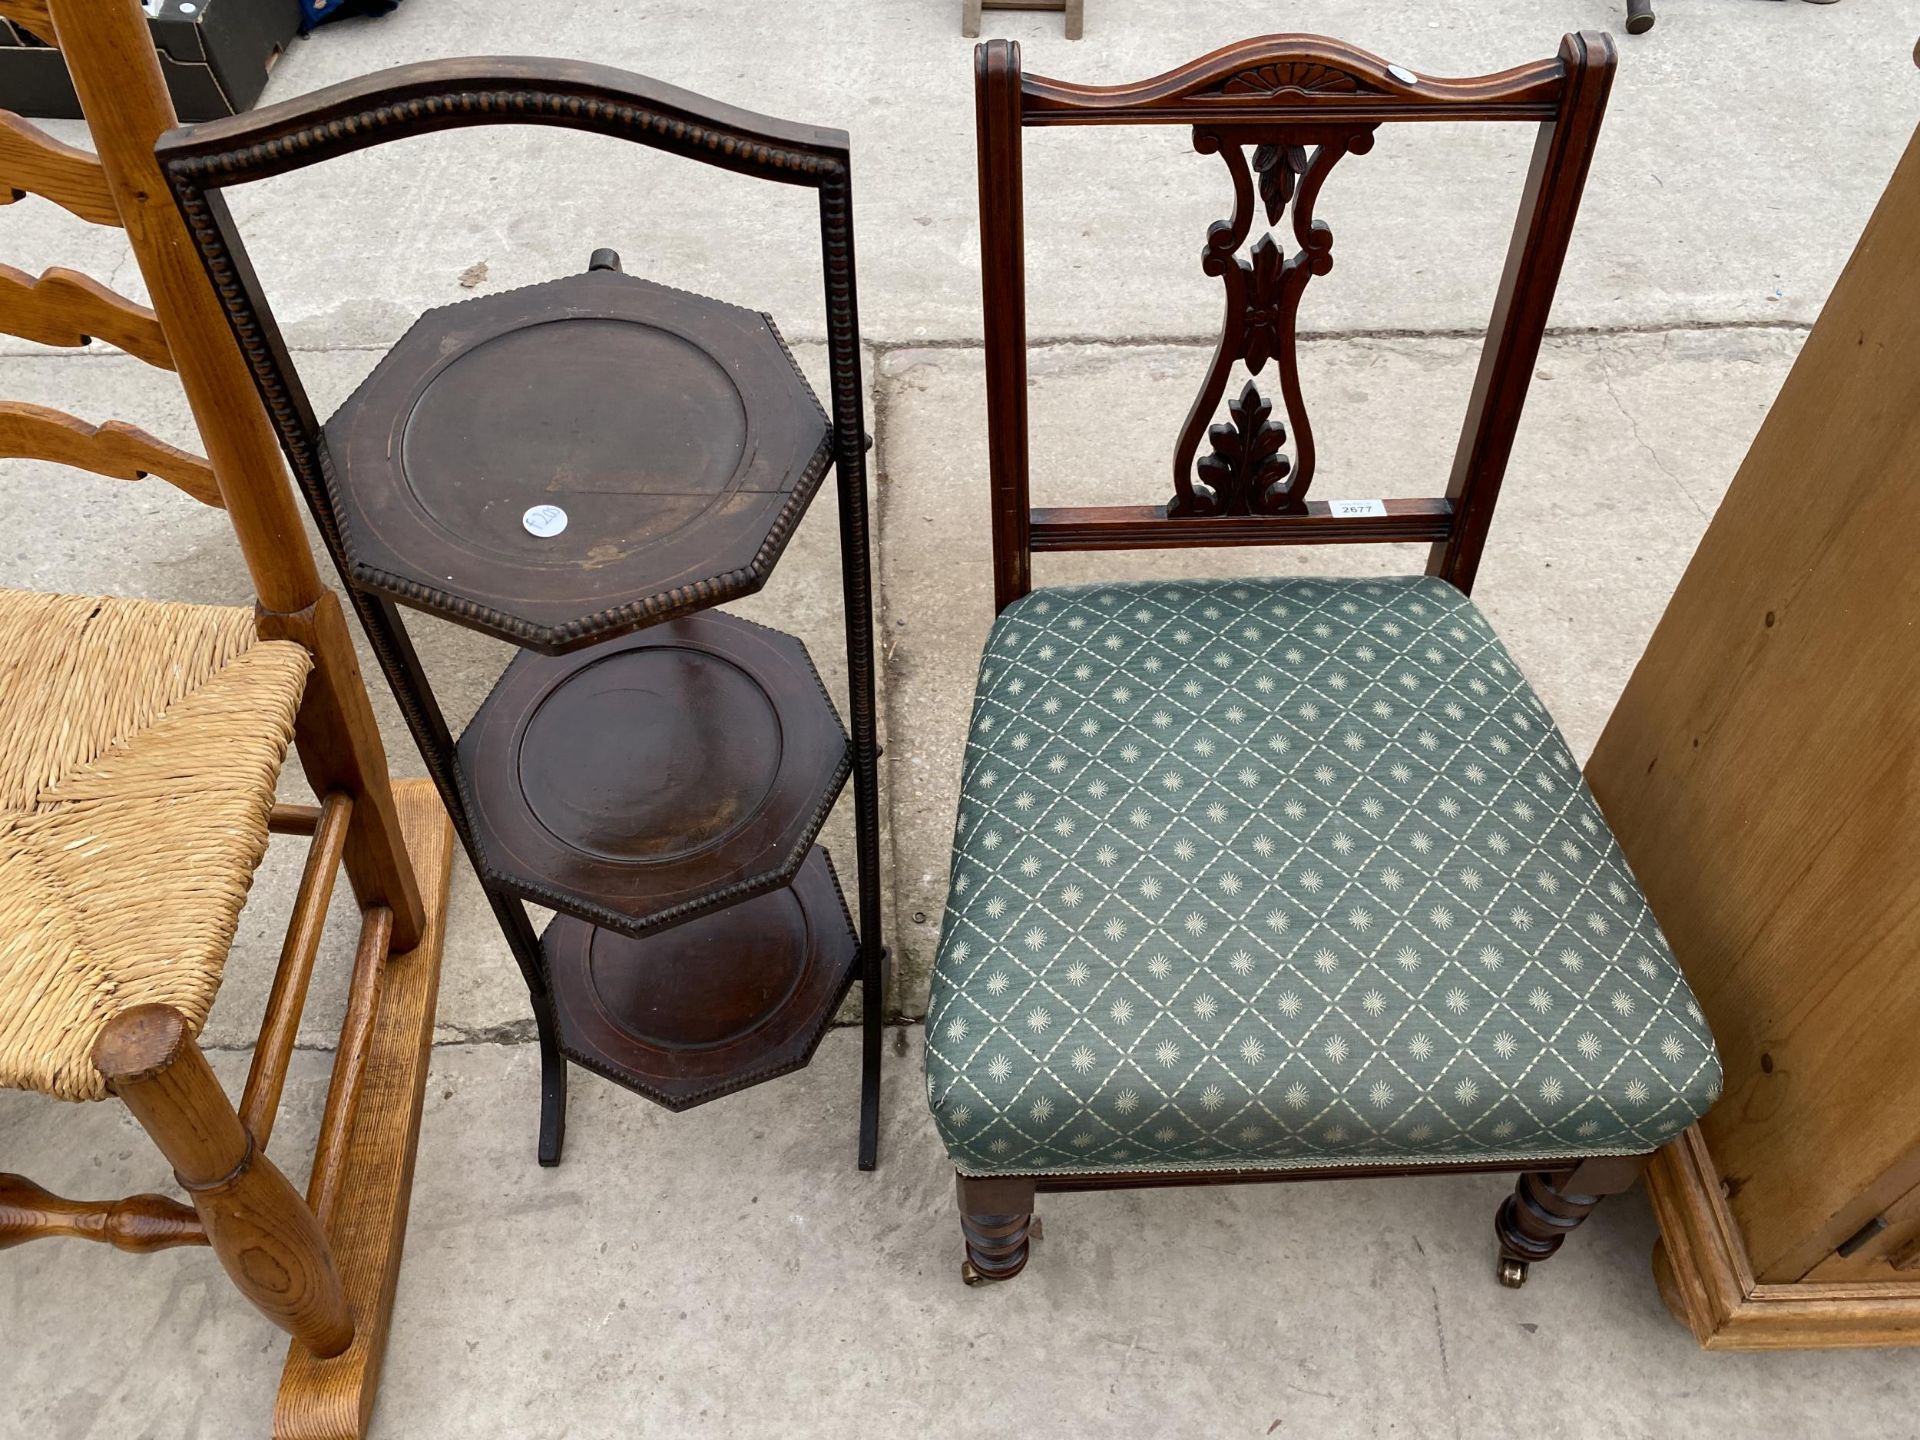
543,847,859,1111
323,267,833,653
456,609,851,936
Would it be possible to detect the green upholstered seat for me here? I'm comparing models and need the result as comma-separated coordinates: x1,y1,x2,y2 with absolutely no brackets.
924,575,1720,1178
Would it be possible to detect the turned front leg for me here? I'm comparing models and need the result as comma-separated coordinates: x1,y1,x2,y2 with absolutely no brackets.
1494,1155,1646,1288
957,1173,1037,1285
93,1004,353,1356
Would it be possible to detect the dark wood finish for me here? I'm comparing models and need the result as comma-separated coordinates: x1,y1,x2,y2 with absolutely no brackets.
1425,33,1615,592
1171,129,1372,517
1625,0,1656,36
0,1173,205,1253
953,1155,1644,1285
324,268,831,653
974,33,1615,610
240,790,353,1147
976,40,1031,613
457,610,850,937
159,52,887,1169
1493,1155,1644,1288
955,34,1634,1286
1031,496,1451,551
93,1004,352,1357
543,846,859,1111
1017,36,1565,126
275,779,453,1439
956,1174,1037,1284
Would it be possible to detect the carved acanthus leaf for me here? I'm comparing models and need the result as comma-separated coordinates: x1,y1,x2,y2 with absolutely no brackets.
1251,143,1309,225
1194,380,1293,516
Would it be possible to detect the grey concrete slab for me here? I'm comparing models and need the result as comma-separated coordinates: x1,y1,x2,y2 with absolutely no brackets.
232,0,1917,347
878,329,1800,1012
0,3,1909,1433
6,1028,1918,1440
0,0,1909,359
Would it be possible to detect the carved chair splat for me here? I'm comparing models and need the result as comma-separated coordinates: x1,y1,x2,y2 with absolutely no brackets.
977,33,1613,609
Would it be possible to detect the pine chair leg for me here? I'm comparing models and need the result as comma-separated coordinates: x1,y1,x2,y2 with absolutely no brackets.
957,1173,1037,1285
1494,1155,1645,1288
93,1004,353,1357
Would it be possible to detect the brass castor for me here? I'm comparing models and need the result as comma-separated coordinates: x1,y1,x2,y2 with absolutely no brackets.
962,1259,987,1286
1498,1257,1530,1289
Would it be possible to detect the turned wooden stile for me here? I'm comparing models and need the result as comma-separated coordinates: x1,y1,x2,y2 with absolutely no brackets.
42,0,424,951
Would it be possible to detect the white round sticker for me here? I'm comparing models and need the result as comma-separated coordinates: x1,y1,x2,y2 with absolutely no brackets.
1387,63,1418,85
522,504,568,538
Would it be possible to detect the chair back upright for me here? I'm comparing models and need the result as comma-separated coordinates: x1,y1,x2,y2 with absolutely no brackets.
0,0,422,946
975,33,1616,611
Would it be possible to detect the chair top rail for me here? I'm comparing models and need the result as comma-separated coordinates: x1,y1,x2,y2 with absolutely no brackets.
0,401,221,506
1018,33,1570,127
156,55,851,194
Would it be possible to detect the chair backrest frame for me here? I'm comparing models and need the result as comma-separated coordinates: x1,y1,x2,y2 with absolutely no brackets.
0,0,425,946
976,32,1616,611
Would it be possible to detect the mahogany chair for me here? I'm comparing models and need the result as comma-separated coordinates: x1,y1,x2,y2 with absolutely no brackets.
923,34,1723,1286
0,2,453,1434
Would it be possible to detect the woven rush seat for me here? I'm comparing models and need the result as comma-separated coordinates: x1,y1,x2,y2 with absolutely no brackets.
925,575,1721,1177
0,590,310,1100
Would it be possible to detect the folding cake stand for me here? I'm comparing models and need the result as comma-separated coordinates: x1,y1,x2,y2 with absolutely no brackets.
155,63,886,1170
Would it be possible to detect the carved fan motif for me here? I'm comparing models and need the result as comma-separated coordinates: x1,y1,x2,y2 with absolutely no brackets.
1215,63,1373,98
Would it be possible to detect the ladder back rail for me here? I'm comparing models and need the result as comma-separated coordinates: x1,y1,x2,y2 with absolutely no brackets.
0,111,118,226
0,400,220,505
0,263,172,368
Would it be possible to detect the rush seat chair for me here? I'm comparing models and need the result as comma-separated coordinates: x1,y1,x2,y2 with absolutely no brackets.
0,3,454,1434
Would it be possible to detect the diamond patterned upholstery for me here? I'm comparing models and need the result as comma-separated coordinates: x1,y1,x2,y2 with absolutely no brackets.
924,575,1720,1177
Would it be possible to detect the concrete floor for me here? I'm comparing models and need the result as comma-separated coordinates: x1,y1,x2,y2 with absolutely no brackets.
2,0,1917,1435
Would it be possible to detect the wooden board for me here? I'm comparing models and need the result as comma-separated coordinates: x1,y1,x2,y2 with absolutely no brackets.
1646,1129,1920,1349
274,780,453,1440
1587,120,1920,1334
